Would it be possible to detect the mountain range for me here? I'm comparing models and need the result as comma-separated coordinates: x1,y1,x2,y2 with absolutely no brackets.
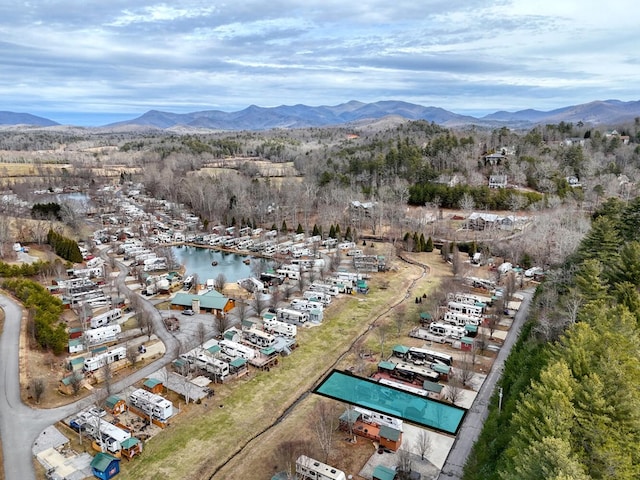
2,99,639,130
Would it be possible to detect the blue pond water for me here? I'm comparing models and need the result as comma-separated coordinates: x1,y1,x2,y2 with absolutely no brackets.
172,245,271,283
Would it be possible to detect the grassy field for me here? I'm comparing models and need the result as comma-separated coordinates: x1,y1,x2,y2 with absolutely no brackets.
118,250,448,480
115,251,452,480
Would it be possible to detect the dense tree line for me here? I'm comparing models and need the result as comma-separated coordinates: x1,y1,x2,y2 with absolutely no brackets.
0,260,48,277
47,229,83,263
408,183,542,210
2,278,67,354
464,197,640,480
31,202,62,220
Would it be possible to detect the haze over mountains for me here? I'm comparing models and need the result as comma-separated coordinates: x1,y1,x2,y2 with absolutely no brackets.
2,99,640,131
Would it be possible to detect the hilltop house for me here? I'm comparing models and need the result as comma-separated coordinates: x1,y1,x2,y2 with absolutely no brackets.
488,174,508,189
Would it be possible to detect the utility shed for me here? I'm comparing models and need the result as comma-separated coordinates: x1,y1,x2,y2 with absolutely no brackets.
373,464,397,480
90,452,120,480
142,378,164,394
105,395,127,415
379,425,402,451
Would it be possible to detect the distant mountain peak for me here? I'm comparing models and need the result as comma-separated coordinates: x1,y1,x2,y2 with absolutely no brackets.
0,111,59,127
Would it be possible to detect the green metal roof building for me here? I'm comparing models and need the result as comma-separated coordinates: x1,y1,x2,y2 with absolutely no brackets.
171,290,233,314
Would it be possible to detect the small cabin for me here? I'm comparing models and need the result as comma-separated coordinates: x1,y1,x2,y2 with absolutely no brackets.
379,425,403,452
105,395,127,415
142,378,164,394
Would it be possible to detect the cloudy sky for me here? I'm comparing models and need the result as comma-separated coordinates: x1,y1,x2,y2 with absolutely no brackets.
2,0,638,125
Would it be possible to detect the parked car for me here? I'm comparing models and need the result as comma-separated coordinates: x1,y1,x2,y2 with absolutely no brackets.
182,309,195,316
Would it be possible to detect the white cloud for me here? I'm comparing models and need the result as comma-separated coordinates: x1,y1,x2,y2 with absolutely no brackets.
0,0,637,123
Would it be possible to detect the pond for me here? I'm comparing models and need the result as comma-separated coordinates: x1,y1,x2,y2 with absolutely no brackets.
172,245,272,283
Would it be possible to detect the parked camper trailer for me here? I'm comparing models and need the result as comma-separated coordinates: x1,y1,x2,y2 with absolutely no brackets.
263,316,297,337
303,290,332,306
243,328,276,348
85,324,122,345
290,298,323,312
83,346,127,372
129,388,173,421
296,455,347,480
443,311,481,327
188,353,229,379
309,282,341,296
90,308,123,328
447,301,483,318
219,339,256,360
428,322,466,339
276,268,300,281
276,307,309,323
83,418,131,453
353,406,403,430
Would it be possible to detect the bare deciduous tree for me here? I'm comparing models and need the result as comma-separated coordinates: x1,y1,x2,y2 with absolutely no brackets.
32,377,46,404
69,371,83,396
394,304,406,337
126,344,139,368
457,354,476,387
102,360,113,396
274,440,315,479
215,313,232,336
251,292,267,318
312,400,337,463
414,429,433,461
444,378,464,406
197,321,207,346
214,273,227,292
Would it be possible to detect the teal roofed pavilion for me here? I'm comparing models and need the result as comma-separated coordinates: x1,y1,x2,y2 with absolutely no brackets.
314,370,466,435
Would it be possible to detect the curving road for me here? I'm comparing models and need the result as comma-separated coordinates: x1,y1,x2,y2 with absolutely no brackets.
437,288,535,480
0,256,179,480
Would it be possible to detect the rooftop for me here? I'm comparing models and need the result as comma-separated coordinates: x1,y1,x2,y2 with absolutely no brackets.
314,370,466,435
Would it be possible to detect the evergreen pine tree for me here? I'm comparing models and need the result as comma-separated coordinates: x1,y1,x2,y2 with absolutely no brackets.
426,236,434,252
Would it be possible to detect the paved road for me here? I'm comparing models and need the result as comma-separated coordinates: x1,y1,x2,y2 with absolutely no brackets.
437,288,535,480
0,255,180,480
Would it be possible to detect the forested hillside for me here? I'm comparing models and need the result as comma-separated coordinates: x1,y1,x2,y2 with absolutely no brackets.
464,196,640,480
